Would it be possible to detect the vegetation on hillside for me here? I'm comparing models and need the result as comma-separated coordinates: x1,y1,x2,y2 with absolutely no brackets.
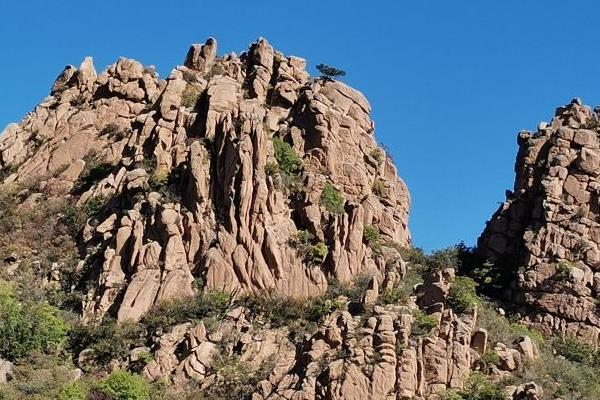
1,173,600,400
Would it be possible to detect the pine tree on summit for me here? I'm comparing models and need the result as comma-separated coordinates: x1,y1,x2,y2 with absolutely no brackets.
316,64,346,80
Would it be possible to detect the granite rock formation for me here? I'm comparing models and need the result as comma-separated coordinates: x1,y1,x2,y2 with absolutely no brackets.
479,99,600,345
0,37,551,399
0,37,410,324
136,267,537,400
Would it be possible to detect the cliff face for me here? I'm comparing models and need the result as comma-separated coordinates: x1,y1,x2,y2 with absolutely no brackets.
479,99,600,344
0,38,410,324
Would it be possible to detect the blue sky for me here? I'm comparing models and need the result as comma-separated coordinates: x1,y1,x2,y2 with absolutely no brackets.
2,1,600,252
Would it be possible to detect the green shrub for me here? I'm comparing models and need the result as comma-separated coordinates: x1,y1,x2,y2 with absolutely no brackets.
395,245,429,268
552,335,595,364
58,382,86,400
140,156,156,174
0,163,18,182
307,298,343,321
411,310,438,336
59,196,107,238
316,64,346,80
507,323,546,348
519,351,600,399
68,320,142,367
480,351,500,370
469,260,503,287
238,290,344,343
326,274,373,304
199,290,234,320
321,183,344,214
237,293,315,343
363,225,381,250
0,358,80,399
141,297,197,335
239,293,305,327
555,261,572,282
142,290,233,335
378,268,421,306
0,186,25,231
295,230,315,245
0,281,68,360
181,85,201,109
378,288,407,306
372,178,385,196
95,370,150,400
440,390,465,400
476,303,545,348
205,355,275,400
309,242,329,264
447,276,479,314
147,170,182,204
289,230,328,264
455,372,505,400
428,246,461,271
147,172,169,192
289,230,312,253
82,196,107,217
137,351,153,365
272,138,302,176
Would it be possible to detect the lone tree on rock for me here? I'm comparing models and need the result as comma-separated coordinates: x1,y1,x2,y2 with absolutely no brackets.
316,64,346,81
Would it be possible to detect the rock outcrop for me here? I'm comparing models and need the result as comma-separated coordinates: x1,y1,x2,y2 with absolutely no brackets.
0,37,410,324
128,266,535,399
479,98,600,344
0,36,561,399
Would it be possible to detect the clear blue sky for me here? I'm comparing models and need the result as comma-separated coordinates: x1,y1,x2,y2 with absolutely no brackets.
2,1,600,252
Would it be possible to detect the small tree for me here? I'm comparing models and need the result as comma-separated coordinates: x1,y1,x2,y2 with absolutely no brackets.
316,64,346,80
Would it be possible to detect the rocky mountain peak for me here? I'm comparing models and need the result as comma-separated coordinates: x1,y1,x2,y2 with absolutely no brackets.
0,37,410,324
479,98,600,344
3,36,590,400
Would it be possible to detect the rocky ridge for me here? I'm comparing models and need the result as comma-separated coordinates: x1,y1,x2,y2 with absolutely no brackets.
479,99,600,345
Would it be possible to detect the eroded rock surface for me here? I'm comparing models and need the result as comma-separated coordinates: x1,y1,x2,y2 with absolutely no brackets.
128,266,533,399
0,37,410,324
479,98,600,344
0,36,557,399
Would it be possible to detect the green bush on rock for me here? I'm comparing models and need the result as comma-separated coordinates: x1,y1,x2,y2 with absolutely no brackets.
272,137,302,176
447,276,479,314
58,382,86,400
320,183,344,214
363,225,381,251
